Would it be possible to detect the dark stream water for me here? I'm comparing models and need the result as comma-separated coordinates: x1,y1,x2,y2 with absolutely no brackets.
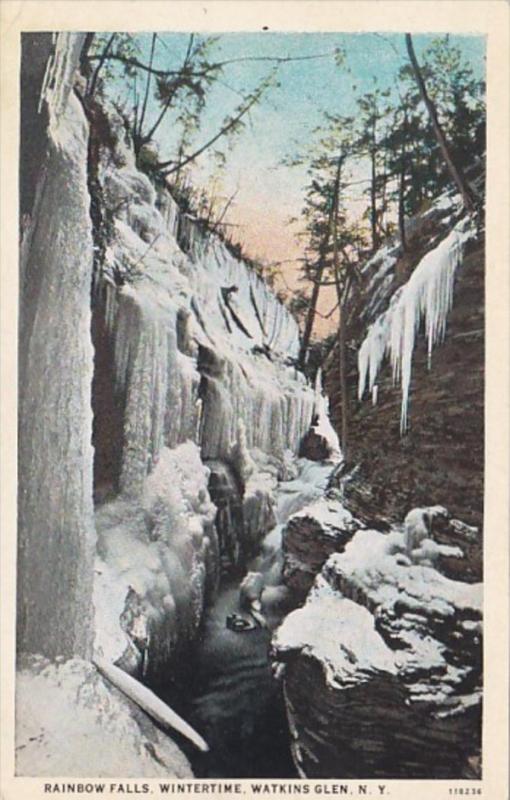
176,461,335,778
186,576,296,778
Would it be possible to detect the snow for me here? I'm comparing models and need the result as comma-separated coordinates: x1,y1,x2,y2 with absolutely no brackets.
274,460,335,523
273,586,397,688
16,657,192,777
291,496,356,536
320,528,482,698
358,218,477,432
98,158,315,494
325,528,482,617
93,443,216,666
274,522,482,714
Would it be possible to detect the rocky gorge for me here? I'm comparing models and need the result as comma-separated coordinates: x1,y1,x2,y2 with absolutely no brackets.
16,32,484,781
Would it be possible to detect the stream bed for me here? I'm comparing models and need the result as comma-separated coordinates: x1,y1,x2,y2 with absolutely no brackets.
183,460,335,778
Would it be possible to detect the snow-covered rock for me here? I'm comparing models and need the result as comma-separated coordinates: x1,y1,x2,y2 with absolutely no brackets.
94,443,218,681
16,657,192,777
281,496,360,596
272,525,482,778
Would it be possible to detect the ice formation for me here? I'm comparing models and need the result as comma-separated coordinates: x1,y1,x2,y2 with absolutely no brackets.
38,33,89,152
312,370,342,462
93,443,217,667
91,110,315,670
97,158,315,496
18,31,96,660
358,219,476,432
16,657,192,777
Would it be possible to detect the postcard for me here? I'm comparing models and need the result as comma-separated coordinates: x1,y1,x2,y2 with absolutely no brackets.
1,2,508,799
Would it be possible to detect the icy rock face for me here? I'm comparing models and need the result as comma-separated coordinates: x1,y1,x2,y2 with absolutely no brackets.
281,496,360,596
326,196,484,537
272,526,482,778
358,218,477,432
91,111,314,672
93,443,218,684
205,460,246,571
205,456,278,573
16,656,192,777
97,155,314,490
18,33,96,660
299,369,342,462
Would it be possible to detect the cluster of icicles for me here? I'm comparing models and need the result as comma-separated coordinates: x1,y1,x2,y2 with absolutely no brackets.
358,219,475,433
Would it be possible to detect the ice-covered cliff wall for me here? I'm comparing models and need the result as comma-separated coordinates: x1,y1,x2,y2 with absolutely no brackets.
17,30,315,776
18,33,96,661
86,94,315,679
18,27,314,680
93,155,312,499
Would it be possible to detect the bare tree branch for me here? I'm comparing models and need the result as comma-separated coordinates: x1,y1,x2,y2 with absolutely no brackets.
137,33,157,140
142,34,195,145
159,85,266,174
87,33,116,98
85,49,333,80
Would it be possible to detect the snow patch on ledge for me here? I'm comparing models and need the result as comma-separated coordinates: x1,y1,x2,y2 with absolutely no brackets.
273,586,397,688
291,496,356,536
16,657,192,777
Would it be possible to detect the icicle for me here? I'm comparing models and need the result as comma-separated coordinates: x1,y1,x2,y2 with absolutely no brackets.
104,280,118,333
356,220,475,433
38,33,85,149
93,656,209,752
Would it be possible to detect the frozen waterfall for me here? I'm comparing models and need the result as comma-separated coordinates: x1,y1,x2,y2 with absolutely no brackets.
357,219,476,432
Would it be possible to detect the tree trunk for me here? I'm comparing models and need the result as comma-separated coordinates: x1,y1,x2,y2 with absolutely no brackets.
330,157,350,457
370,145,378,252
334,270,350,458
398,164,407,252
86,33,116,98
136,33,157,143
298,156,343,370
298,259,325,370
405,33,476,213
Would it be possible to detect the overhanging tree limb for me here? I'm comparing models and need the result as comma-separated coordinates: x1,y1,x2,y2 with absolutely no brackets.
158,85,266,174
85,50,332,81
141,34,195,146
87,33,116,98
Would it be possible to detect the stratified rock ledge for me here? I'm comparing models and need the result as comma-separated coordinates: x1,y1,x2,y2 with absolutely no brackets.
272,527,482,779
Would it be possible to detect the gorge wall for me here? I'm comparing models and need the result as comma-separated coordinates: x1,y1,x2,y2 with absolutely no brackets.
273,191,484,778
16,32,484,782
325,194,484,566
16,33,314,775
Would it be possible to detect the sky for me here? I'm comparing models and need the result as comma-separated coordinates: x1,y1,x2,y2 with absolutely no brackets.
105,31,486,333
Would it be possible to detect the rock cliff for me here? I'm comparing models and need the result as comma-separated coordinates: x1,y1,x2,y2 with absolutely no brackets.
325,193,484,563
272,525,482,778
272,194,484,778
17,32,315,775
